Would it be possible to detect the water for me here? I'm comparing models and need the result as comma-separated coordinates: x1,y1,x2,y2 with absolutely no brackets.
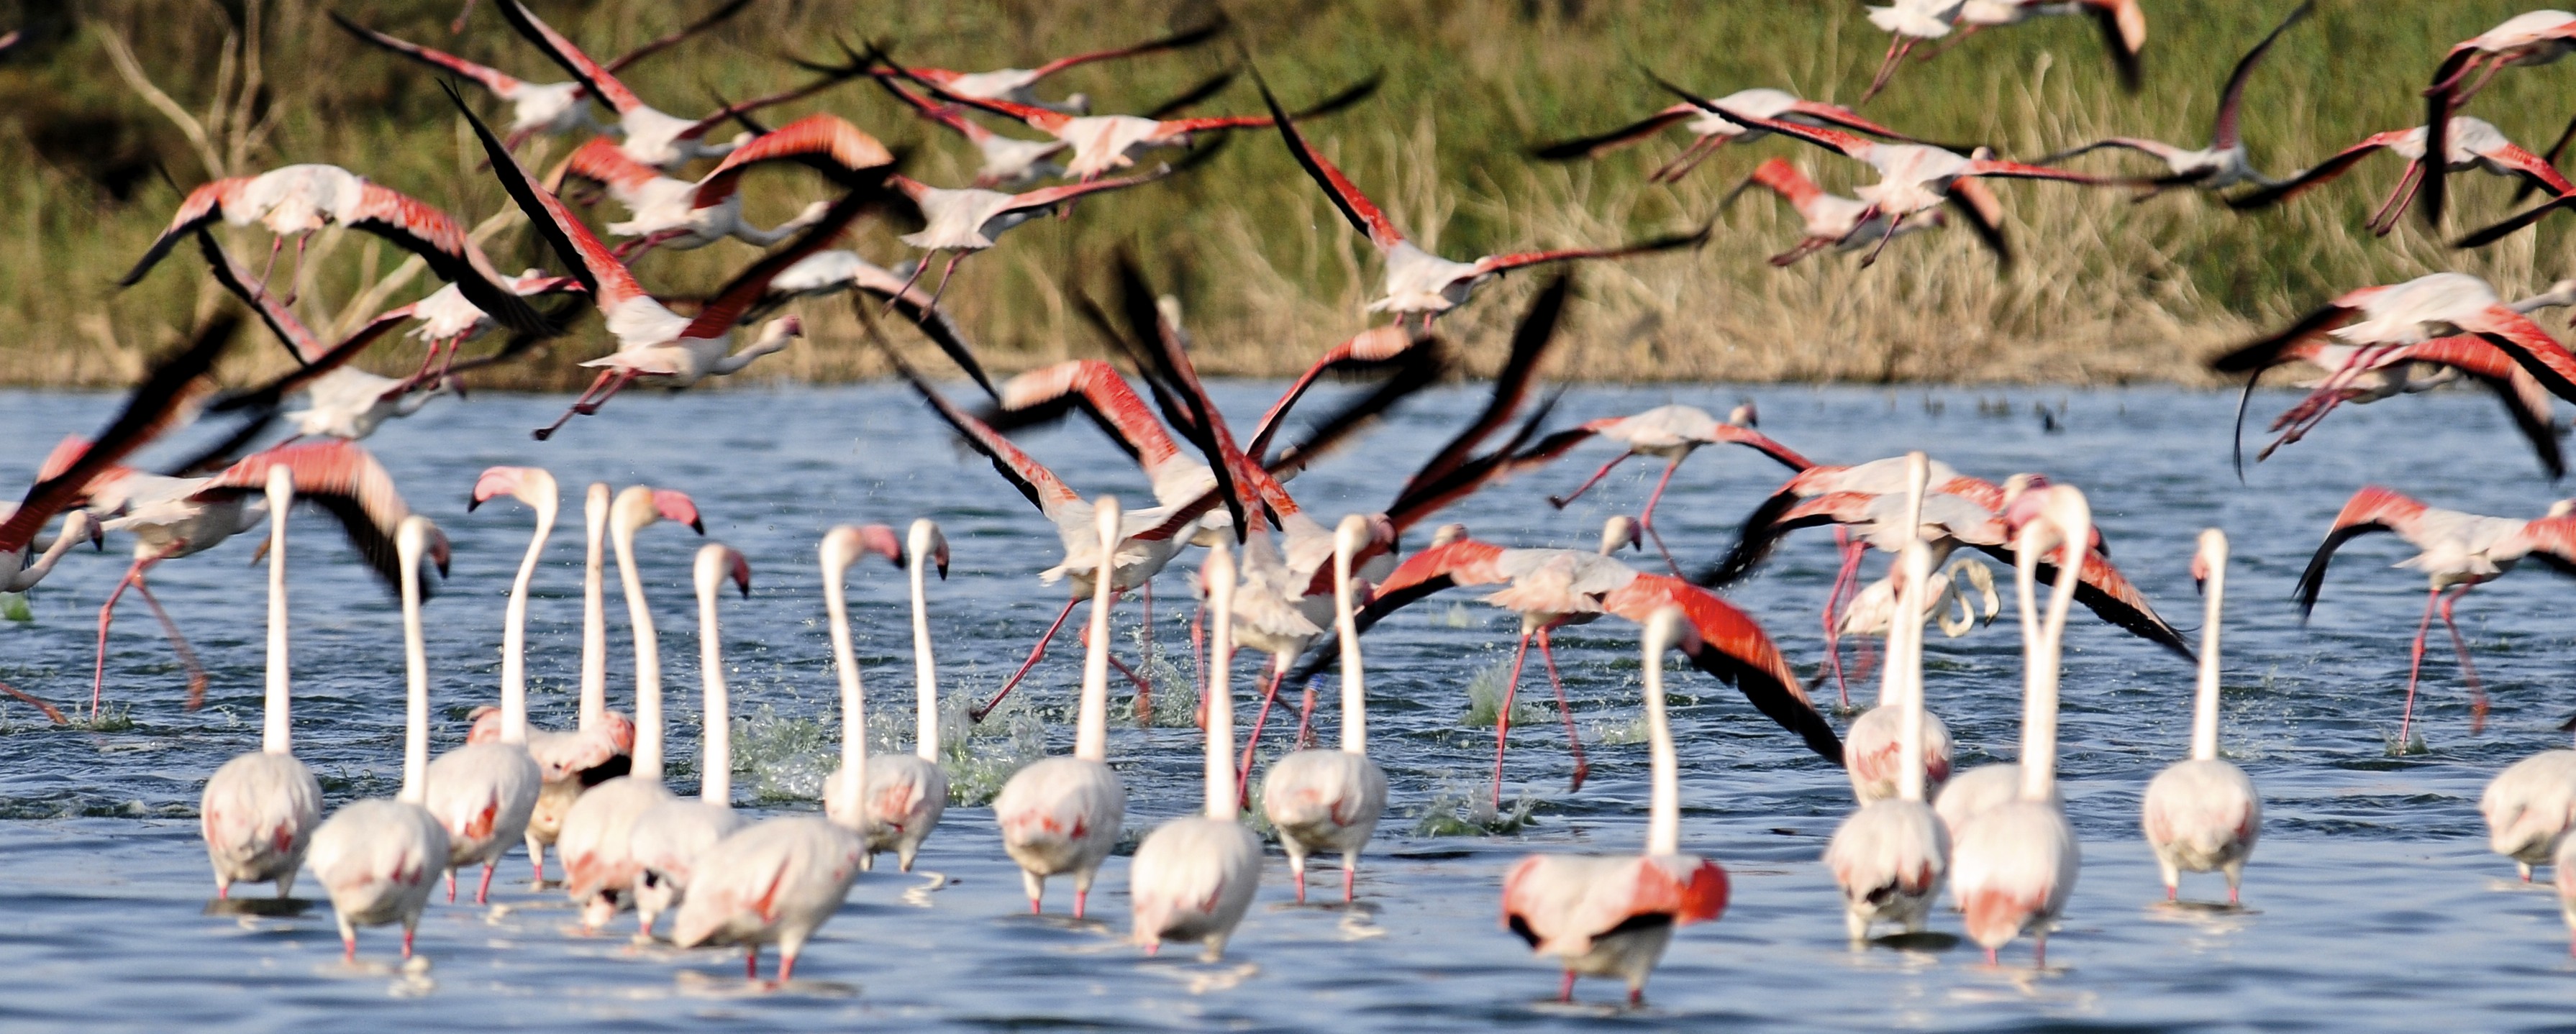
2,382,2572,1032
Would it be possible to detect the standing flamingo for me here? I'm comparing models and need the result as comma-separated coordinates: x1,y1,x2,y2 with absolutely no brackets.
422,558,544,907
1260,515,1390,905
2226,117,2576,235
1130,538,1264,958
199,467,323,902
556,485,702,929
1825,536,1949,941
2490,724,2576,887
1713,160,1948,266
2037,3,2311,194
304,516,453,961
1502,608,1729,1006
1949,486,2089,966
991,496,1130,918
627,544,752,939
869,521,954,871
1523,402,1810,573
670,792,865,984
1533,88,1936,183
2296,486,2576,747
1839,455,1957,805
2142,529,2261,904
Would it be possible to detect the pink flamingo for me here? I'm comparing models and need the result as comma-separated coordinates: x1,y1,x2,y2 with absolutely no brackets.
1502,607,1729,1005
1129,538,1265,958
1717,160,1947,265
2037,2,2311,194
868,20,1227,114
2295,486,2576,747
991,496,1131,918
885,165,1178,310
2498,724,2576,887
556,113,894,260
1258,516,1390,905
2213,329,2570,480
670,802,864,984
1521,401,1810,573
818,522,951,873
625,544,752,939
1835,455,1957,806
2421,9,2576,227
2142,529,2261,904
1825,534,1948,941
198,467,323,902
1534,87,1934,183
1861,0,2144,101
2228,117,2576,235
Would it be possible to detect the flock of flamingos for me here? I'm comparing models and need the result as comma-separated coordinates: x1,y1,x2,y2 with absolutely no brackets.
14,0,2576,1007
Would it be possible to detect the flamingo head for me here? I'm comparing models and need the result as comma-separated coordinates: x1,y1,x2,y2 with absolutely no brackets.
1429,522,1470,549
1600,515,1642,554
821,523,904,578
909,518,950,579
1725,402,1758,428
468,465,557,513
695,542,752,598
652,489,705,534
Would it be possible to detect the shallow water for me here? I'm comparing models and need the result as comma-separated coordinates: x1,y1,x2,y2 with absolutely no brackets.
2,382,2572,1032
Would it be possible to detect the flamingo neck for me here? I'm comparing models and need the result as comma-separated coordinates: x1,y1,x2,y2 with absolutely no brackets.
1074,505,1119,763
19,517,86,587
578,485,609,731
1644,616,1679,856
262,483,291,756
398,529,430,805
499,500,554,745
696,567,730,807
1895,543,1932,802
910,536,939,761
2015,531,2083,800
1334,541,1366,755
1204,544,1238,820
2192,541,2225,763
824,553,866,802
615,522,664,782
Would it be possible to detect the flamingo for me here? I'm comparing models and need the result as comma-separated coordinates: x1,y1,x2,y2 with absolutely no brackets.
1861,0,2144,101
884,164,1178,311
1657,79,2135,268
330,1,751,151
445,86,901,439
1837,455,1957,806
2297,486,2576,748
865,19,1227,115
82,439,437,718
190,230,455,443
1255,69,1704,326
1713,160,1947,266
0,506,92,597
555,114,888,260
1258,515,1390,905
668,801,865,985
1825,534,1949,941
1860,0,1969,102
2036,2,2311,194
422,547,545,907
990,495,1130,918
888,52,1379,183
1532,88,1937,183
555,485,704,929
493,0,862,172
1948,485,2089,966
369,269,586,391
1520,401,1810,573
817,521,954,871
867,76,1070,188
119,163,546,329
627,544,752,939
304,516,453,961
1130,537,1265,958
199,467,324,902
2421,9,2576,228
2226,117,2576,236
2141,529,2261,905
1502,607,1729,1005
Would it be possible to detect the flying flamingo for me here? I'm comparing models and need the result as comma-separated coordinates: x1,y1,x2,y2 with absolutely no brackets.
627,543,752,939
884,164,1178,310
1129,537,1265,958
198,467,323,902
1502,607,1728,1005
887,52,1380,183
555,113,892,260
1520,401,1810,573
493,0,863,171
2296,486,2576,748
304,516,453,961
866,75,1069,187
2214,326,2570,480
446,86,901,439
1533,88,1937,183
1656,78,2135,268
1257,70,1703,325
2496,727,2576,884
1712,160,1947,266
2226,116,2576,236
991,496,1131,918
669,796,865,984
191,230,457,442
119,163,547,329
2036,2,2311,193
755,250,991,393
865,19,1227,114
2421,10,2576,228
1837,455,1957,806
330,2,752,151
1860,0,2144,101
1949,485,2089,966
1825,535,1949,941
555,485,704,930
1258,515,1390,905
2142,529,2261,904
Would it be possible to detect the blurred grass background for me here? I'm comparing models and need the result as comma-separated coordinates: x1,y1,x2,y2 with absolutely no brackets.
1,0,2572,390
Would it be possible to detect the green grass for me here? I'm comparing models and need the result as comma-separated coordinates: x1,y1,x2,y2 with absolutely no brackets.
6,1,2576,388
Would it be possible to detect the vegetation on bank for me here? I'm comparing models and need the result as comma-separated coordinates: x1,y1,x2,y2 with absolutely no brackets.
3,0,2573,390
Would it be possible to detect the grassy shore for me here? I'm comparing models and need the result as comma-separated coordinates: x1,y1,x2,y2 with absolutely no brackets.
4,0,2574,390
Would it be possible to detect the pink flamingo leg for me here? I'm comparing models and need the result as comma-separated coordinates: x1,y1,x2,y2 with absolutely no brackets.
1557,969,1577,1003
746,944,760,979
1821,529,1865,710
1073,888,1088,918
256,236,286,298
921,252,968,314
1548,453,1631,511
446,870,458,904
1862,36,1917,103
777,953,798,984
130,579,208,710
1293,685,1319,750
2369,161,2426,236
1650,134,1728,183
1856,206,1905,267
2437,585,2488,733
401,925,415,959
883,253,936,316
2400,585,2439,747
1635,456,1690,577
1493,631,1535,810
571,370,639,416
476,863,497,905
91,551,170,719
1342,863,1355,903
534,370,620,441
1236,663,1291,810
1534,628,1590,792
973,595,1084,722
0,679,66,726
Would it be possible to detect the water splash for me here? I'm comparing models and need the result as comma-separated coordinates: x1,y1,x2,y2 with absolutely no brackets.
1460,659,1553,730
1412,780,1538,836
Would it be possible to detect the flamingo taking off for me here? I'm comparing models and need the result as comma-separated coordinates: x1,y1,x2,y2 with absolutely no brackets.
2142,529,2261,904
1715,160,1948,266
626,543,752,939
1532,87,1934,184
190,232,453,442
304,516,453,961
2036,2,2311,194
1502,607,1729,1005
2421,9,2576,228
199,467,323,902
555,112,898,260
2295,486,2576,748
990,495,1130,918
1259,515,1391,905
753,250,994,397
1825,534,1949,941
2226,116,2576,236
1521,402,1811,573
1130,538,1264,958
1948,485,2090,966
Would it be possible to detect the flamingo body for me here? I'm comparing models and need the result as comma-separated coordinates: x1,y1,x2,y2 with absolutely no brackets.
200,752,323,899
306,799,450,956
1824,800,1948,939
1128,817,1263,958
1502,854,1726,1000
827,755,950,872
671,816,865,982
556,776,676,923
1949,799,2078,953
1260,749,1388,901
423,741,542,898
629,799,745,936
2140,759,2259,896
2482,750,2576,879
1844,706,1955,804
993,756,1124,915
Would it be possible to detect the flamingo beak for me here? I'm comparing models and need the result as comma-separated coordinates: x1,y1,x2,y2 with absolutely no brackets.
652,489,706,534
729,552,752,598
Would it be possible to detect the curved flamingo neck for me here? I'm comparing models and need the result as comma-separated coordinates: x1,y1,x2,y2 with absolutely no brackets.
909,529,939,761
1075,498,1119,763
1203,541,1238,820
263,475,292,755
694,554,731,807
2192,535,2226,762
614,516,664,782
500,495,555,745
1644,612,1679,856
578,484,610,731
822,549,865,801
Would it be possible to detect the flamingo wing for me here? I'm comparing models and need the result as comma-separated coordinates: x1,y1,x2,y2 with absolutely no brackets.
990,165,1173,216
328,13,524,95
444,82,649,316
1027,18,1229,79
600,0,754,74
1947,179,2012,266
494,0,642,114
1780,100,1935,145
1958,158,2134,185
118,178,245,287
2293,485,2428,619
1530,105,1697,161
194,232,414,409
2503,516,2576,577
2207,303,2354,374
680,188,902,342
562,137,663,203
2004,546,2193,660
2457,308,2576,405
2213,1,2311,150
1471,224,1710,277
2084,0,2147,91
201,440,427,595
1691,486,1811,587
2457,193,2576,248
880,52,1073,133
1398,276,1568,498
867,74,991,142
1615,574,1841,762
1711,424,1816,472
676,67,872,144
337,185,551,336
2480,143,2576,198
883,348,1081,520
1249,67,1403,250
2514,113,2576,203
2398,337,2567,479
2226,132,2404,209
691,114,893,208
0,319,239,554
1245,325,1426,463
1651,74,1875,160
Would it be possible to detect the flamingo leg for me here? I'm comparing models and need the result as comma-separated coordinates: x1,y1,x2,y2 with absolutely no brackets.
2400,584,2439,748
1924,23,1984,60
1493,632,1534,810
534,370,620,441
2457,58,2509,109
1548,452,1632,511
1237,662,1291,810
1558,969,1578,1003
571,370,639,416
1857,206,1906,267
2437,584,2488,733
447,870,458,904
91,550,168,719
283,233,311,306
883,253,935,315
2429,52,2488,96
1862,36,1919,103
1770,237,1833,267
778,953,798,984
921,252,969,315
476,862,496,905
1649,134,1726,184
1534,628,1590,792
131,579,208,710
401,925,416,959
1293,685,1318,750
1106,650,1154,718
1343,859,1356,903
0,679,65,726
746,944,760,979
1191,603,1209,729
972,596,1083,721
1635,455,1689,577
1821,529,1865,710
2368,160,2425,236
256,236,286,298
